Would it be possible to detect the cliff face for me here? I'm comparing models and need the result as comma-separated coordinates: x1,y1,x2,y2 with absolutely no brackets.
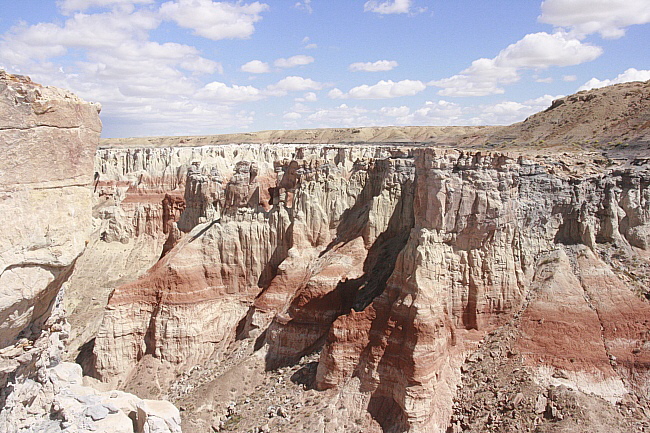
0,78,635,432
0,71,186,433
0,71,100,347
88,136,650,431
0,71,100,431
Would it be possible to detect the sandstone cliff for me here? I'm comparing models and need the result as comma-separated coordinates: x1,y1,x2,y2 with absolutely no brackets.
2,78,636,432
0,71,183,433
0,71,100,348
88,134,649,431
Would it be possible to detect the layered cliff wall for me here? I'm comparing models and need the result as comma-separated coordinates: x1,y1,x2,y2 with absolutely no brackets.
87,137,650,432
0,71,100,348
0,71,185,433
2,78,634,432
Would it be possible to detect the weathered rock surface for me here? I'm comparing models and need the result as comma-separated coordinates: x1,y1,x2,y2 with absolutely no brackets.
0,70,100,348
0,71,183,433
0,294,182,433
90,140,650,432
3,74,646,432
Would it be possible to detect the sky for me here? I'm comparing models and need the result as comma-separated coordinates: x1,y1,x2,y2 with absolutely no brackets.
1,0,649,138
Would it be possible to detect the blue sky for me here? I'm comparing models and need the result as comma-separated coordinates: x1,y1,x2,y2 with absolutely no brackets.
1,0,649,137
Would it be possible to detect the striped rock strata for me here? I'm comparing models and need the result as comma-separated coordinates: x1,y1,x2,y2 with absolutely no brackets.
91,143,650,432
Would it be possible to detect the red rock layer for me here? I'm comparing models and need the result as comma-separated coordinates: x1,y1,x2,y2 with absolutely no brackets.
91,145,650,432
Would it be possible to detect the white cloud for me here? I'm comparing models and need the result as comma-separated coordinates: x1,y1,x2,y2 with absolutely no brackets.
578,68,650,91
364,0,411,15
390,100,463,125
57,0,154,13
283,112,302,120
0,3,258,136
197,81,262,102
328,88,345,99
562,74,577,82
241,60,270,73
468,94,561,125
301,36,317,49
379,106,410,117
266,76,324,96
2,8,159,55
349,60,398,72
160,0,268,41
535,77,554,83
294,0,313,14
296,91,318,102
290,102,310,112
274,55,314,68
430,32,602,96
307,104,372,127
496,32,602,68
332,79,426,99
540,0,650,39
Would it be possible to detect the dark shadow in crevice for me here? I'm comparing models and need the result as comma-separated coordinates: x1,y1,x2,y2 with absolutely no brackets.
290,361,318,390
143,292,163,358
75,337,97,378
368,394,410,433
188,218,220,242
318,160,389,258
262,167,415,371
257,216,294,290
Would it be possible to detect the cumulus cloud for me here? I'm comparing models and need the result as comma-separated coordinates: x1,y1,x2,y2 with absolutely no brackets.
349,60,398,72
331,79,426,99
274,55,314,68
294,92,318,102
328,88,345,99
1,7,159,57
283,111,302,120
241,60,270,73
379,106,410,117
389,100,463,125
468,94,561,125
430,32,602,96
0,2,259,136
540,0,650,39
364,0,411,15
197,81,262,102
160,0,268,40
307,104,372,127
578,68,650,91
266,76,324,96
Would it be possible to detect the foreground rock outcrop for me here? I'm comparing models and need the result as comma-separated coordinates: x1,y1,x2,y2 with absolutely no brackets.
0,71,100,348
0,71,182,433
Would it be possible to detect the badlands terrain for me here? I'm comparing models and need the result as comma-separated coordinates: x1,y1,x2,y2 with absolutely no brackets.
0,70,649,433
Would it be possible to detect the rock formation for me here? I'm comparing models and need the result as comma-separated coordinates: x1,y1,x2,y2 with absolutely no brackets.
0,71,182,433
2,70,649,433
0,71,100,348
89,122,650,431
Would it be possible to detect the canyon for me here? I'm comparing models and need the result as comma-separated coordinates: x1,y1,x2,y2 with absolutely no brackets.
1,71,649,433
